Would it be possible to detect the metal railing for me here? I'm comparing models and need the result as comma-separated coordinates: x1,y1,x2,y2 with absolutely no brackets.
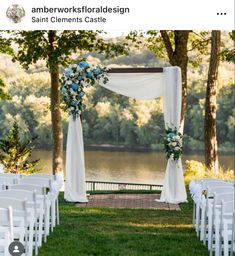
86,180,163,191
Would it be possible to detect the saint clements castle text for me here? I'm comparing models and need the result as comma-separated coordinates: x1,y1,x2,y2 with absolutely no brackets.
32,16,107,23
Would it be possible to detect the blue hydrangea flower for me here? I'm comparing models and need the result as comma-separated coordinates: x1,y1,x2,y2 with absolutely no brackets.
168,131,176,138
79,61,90,69
61,86,67,94
78,91,85,97
71,82,79,91
64,68,73,77
93,68,101,76
86,71,93,78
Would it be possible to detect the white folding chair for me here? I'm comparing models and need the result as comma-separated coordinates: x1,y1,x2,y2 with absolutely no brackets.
20,177,58,230
209,193,234,256
220,200,235,256
0,197,32,256
0,189,42,255
11,184,50,243
205,188,235,248
26,174,60,226
192,179,227,230
0,207,13,256
196,181,233,236
201,186,235,244
230,211,235,256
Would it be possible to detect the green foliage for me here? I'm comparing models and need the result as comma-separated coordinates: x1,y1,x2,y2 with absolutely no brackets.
0,78,11,100
0,121,40,174
0,35,13,100
9,30,128,71
221,31,235,63
126,30,211,68
0,36,13,56
184,160,234,184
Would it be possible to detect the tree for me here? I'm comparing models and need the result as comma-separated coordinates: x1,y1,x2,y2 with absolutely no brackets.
127,30,211,126
8,30,127,175
127,31,190,124
0,35,13,100
204,30,221,174
0,121,40,174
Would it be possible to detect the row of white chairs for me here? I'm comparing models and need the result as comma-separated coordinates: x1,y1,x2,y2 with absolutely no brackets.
189,178,235,256
0,173,62,256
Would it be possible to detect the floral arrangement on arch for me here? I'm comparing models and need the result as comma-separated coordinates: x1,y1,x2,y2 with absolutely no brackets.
6,4,25,23
164,128,183,161
60,61,109,119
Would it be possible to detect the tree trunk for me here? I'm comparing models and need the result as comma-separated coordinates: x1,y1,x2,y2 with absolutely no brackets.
204,30,221,174
160,30,189,127
49,30,64,175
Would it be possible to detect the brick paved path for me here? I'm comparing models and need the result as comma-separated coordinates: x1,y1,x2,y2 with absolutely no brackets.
76,194,180,210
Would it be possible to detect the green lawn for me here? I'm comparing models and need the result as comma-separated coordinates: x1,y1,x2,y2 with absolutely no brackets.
38,191,209,256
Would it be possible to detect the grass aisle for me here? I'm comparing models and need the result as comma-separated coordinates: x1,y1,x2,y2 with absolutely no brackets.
38,191,208,256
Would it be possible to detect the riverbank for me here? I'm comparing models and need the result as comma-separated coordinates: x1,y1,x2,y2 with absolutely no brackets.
84,143,235,154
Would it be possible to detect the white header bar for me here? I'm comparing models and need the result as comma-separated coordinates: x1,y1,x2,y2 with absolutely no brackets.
0,0,234,30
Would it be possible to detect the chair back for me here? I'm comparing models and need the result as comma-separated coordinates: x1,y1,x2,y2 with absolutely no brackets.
202,181,231,190
0,197,26,211
0,206,14,242
0,173,22,179
207,186,234,198
0,190,35,203
20,177,52,190
30,173,56,180
0,177,19,186
213,192,234,210
10,184,45,195
221,200,235,215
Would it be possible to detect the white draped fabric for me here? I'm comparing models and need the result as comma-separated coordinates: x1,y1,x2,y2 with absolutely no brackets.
159,67,187,203
64,66,187,204
101,73,164,99
64,116,88,202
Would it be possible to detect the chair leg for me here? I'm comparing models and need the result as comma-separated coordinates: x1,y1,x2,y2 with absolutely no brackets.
196,204,200,236
56,197,59,225
215,216,220,256
192,202,196,226
200,206,206,241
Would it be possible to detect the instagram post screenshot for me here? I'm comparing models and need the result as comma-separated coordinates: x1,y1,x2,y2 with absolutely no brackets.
0,0,234,255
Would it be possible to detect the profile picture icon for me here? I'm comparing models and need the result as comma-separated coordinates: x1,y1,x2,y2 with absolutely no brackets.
6,4,25,23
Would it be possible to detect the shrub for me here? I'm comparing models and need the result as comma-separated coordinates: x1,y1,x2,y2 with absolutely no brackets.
184,160,234,184
0,121,41,174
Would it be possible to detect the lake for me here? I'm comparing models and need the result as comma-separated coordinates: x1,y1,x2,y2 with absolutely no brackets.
31,150,234,185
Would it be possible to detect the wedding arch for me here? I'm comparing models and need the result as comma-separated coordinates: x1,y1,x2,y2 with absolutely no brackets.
63,66,187,204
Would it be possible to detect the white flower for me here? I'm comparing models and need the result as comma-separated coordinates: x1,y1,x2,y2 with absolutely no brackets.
72,64,77,68
171,142,177,147
66,81,72,85
175,146,180,151
175,135,181,140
